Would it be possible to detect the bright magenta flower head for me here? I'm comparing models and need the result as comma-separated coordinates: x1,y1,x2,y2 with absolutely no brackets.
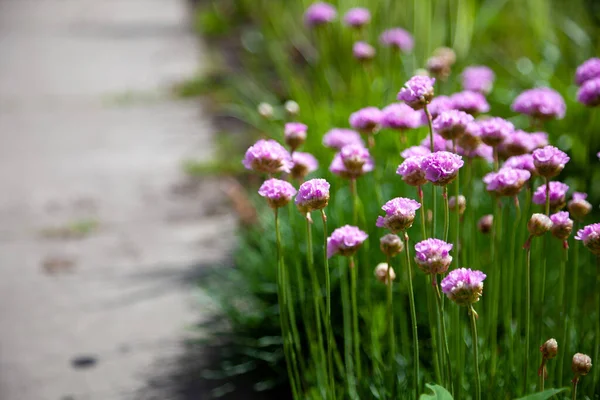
533,181,569,211
329,144,374,179
284,122,307,151
243,139,293,174
398,75,435,110
577,78,600,107
304,2,337,27
478,117,514,147
381,103,423,130
450,90,490,115
498,130,536,157
575,57,600,86
376,197,421,233
322,128,364,150
414,238,453,275
401,145,431,159
511,87,566,120
461,65,495,94
421,151,464,186
530,132,549,149
258,178,297,209
349,107,383,134
441,268,487,306
397,156,427,186
504,154,536,175
568,192,592,220
483,167,531,197
433,109,474,140
353,41,376,61
575,223,600,255
343,7,370,28
291,152,319,180
550,211,573,245
295,178,330,214
379,28,414,52
533,145,570,178
457,122,482,151
327,225,368,258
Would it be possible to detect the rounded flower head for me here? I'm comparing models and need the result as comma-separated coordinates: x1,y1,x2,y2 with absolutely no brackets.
258,178,297,209
575,223,600,255
572,353,592,377
540,339,558,360
483,167,531,197
374,263,396,284
433,109,474,140
295,178,330,214
397,156,427,186
575,57,600,86
533,145,570,178
353,41,376,61
511,87,566,120
401,145,431,159
304,2,337,27
291,152,319,180
457,122,482,151
420,133,448,152
327,225,368,258
349,107,383,134
284,122,307,151
380,234,404,257
550,211,573,242
414,238,453,275
462,66,495,94
381,103,423,130
577,78,600,107
376,197,421,233
449,195,467,215
243,139,293,174
421,151,464,186
323,128,364,150
530,132,549,149
433,47,456,65
450,91,490,115
478,117,514,147
478,214,493,234
343,7,370,28
379,28,414,52
504,154,536,175
568,192,592,220
257,102,274,119
527,213,553,237
498,130,536,158
284,100,300,117
330,145,374,179
398,76,436,110
441,268,487,306
426,55,452,81
533,181,570,211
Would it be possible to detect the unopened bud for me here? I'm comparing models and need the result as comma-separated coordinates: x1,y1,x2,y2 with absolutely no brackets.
284,100,300,117
540,338,558,359
477,214,493,234
568,193,592,220
257,102,274,119
374,262,396,284
527,213,552,237
572,353,592,377
380,234,404,257
449,195,466,215
433,47,457,65
426,56,451,81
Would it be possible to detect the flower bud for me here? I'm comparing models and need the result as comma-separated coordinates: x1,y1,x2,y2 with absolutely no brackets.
572,353,592,377
449,195,466,215
550,212,573,241
284,100,300,117
568,193,592,220
380,234,404,257
284,122,307,152
426,55,451,81
527,213,553,237
257,102,274,119
433,46,457,65
477,214,493,234
540,338,558,360
374,262,396,284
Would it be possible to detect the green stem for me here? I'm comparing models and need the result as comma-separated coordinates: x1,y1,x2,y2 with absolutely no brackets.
595,257,600,391
540,366,545,392
350,256,361,381
435,278,454,396
403,232,420,399
351,179,358,226
544,177,550,215
424,105,436,238
469,306,481,400
340,258,357,398
453,141,460,268
386,254,396,395
525,246,531,394
443,186,449,242
572,379,578,400
570,222,579,320
321,210,335,399
418,186,428,242
557,247,568,386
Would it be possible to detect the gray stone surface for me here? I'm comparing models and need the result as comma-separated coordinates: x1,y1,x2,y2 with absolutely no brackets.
0,0,234,399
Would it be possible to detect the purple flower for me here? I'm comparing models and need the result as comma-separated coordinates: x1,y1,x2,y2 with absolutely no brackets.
376,197,421,233
295,178,330,214
379,28,414,52
426,56,451,80
353,41,376,61
420,95,455,124
478,117,514,147
401,145,431,159
304,2,337,27
349,107,383,134
568,192,592,220
291,152,319,180
550,211,573,243
575,57,600,86
498,130,536,157
397,156,427,186
457,122,482,150
327,225,368,258
258,178,297,209
414,238,453,275
381,103,423,130
420,133,448,152
532,145,570,178
398,75,436,110
421,151,464,186
450,91,490,115
456,143,494,163
504,154,536,175
343,7,370,28
483,167,531,196
284,122,307,151
511,87,566,120
243,139,293,174
577,78,600,107
323,128,364,150
575,223,600,255
530,132,549,149
441,268,487,306
532,181,570,211
433,109,474,140
329,146,374,179
462,66,495,94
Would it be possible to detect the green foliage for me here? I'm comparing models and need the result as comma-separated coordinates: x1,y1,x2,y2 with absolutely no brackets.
514,388,569,400
419,384,454,400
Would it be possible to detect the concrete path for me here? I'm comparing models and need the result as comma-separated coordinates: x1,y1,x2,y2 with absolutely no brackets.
0,1,234,399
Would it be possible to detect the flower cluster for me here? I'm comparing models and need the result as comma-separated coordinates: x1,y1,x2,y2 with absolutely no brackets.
323,128,364,150
483,167,531,196
532,181,570,211
511,87,566,120
532,145,569,178
414,238,453,275
461,66,495,94
478,117,514,147
243,139,293,174
381,103,422,130
441,268,487,306
398,76,436,110
291,152,319,180
376,197,421,233
379,28,413,52
330,144,374,179
450,90,490,115
295,178,330,214
433,109,474,140
343,7,370,28
327,225,368,258
575,223,600,255
258,178,297,209
349,107,383,134
420,151,464,185
304,2,337,26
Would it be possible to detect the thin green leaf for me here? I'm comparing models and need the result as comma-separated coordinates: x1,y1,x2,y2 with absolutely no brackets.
514,388,569,400
419,383,454,400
